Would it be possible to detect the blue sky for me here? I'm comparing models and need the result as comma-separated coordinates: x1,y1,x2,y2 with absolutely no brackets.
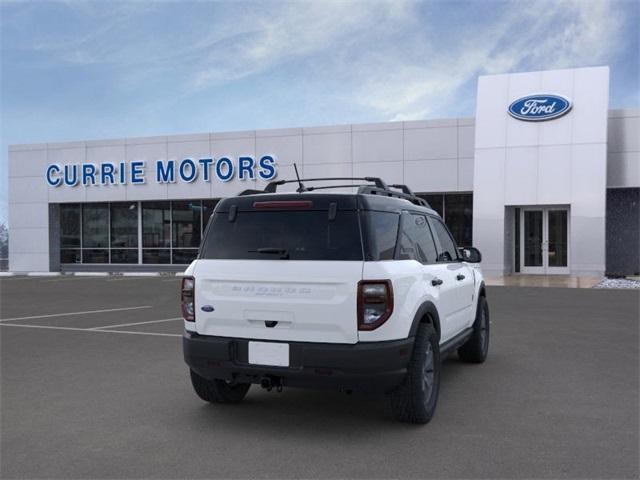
1,0,638,225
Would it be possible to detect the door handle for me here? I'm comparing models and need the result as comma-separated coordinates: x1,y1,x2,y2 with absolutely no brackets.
456,274,466,281
431,278,443,286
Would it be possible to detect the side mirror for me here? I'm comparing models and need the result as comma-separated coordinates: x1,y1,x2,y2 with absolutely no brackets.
459,247,482,263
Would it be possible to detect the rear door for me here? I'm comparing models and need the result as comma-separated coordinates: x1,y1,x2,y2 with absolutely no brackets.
428,216,475,334
398,212,460,343
194,198,363,344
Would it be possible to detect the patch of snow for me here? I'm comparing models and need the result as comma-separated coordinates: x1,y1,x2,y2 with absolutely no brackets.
593,278,640,289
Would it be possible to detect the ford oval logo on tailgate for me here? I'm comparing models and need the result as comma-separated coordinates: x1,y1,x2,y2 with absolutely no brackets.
508,94,572,121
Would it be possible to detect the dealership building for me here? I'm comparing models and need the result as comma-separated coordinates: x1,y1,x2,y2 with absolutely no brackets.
7,66,640,276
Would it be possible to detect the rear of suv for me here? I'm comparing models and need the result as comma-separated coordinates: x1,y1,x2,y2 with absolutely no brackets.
182,177,489,424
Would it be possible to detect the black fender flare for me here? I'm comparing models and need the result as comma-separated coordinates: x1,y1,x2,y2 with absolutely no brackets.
408,301,442,340
478,280,486,298
474,280,487,317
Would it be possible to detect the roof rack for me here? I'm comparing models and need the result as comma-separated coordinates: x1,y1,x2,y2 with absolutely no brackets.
263,177,388,193
253,177,431,208
358,183,431,208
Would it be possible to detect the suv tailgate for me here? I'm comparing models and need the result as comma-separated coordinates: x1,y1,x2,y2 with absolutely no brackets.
194,260,362,344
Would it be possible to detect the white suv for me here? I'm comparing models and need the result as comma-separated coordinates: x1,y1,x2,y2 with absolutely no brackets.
182,177,489,424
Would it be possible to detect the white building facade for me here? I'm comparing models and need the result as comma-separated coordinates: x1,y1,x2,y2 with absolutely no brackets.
7,66,640,276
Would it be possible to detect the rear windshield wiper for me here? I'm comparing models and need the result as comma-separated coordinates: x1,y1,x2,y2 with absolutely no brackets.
249,247,290,259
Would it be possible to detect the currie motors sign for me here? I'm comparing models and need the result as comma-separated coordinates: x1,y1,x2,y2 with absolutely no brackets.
508,94,572,121
45,155,277,187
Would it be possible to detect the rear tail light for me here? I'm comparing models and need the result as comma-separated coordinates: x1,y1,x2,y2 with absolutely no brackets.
181,276,195,322
357,280,393,330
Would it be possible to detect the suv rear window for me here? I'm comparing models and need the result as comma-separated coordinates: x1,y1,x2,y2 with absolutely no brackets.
201,210,363,261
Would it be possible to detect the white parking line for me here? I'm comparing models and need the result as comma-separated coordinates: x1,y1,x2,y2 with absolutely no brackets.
0,323,180,337
42,276,108,283
0,306,152,323
90,317,182,330
0,276,44,282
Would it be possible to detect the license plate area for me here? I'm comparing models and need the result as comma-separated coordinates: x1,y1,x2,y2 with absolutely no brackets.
248,341,290,367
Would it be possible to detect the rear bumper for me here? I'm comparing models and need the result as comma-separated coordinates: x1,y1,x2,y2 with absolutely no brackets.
183,331,414,393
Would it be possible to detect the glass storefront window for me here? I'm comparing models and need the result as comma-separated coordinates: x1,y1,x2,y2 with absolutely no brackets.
422,194,444,218
59,199,221,265
60,204,81,248
60,249,81,263
111,203,138,248
82,204,109,248
202,199,219,232
445,193,473,247
111,249,138,264
142,249,170,264
82,249,109,264
142,202,171,248
417,193,473,247
172,248,199,264
172,201,202,248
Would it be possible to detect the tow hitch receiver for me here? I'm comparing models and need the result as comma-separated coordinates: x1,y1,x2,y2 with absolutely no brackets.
260,376,284,392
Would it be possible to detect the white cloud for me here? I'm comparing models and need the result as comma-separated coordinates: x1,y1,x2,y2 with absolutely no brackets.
7,0,630,121
189,1,414,90
350,0,626,121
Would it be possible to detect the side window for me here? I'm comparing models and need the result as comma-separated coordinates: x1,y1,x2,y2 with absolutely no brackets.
397,213,438,263
428,217,459,262
364,211,400,260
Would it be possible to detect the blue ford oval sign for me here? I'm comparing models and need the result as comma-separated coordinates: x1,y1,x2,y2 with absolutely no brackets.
508,94,572,121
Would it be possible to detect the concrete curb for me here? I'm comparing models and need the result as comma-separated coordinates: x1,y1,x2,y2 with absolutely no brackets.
120,272,162,277
2,271,186,277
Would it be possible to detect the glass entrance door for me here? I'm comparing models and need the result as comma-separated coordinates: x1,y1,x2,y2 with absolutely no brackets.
547,209,569,272
519,207,570,274
522,210,545,274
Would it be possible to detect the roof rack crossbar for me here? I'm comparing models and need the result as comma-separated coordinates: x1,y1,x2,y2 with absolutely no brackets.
260,176,431,209
238,189,268,196
357,186,430,208
305,184,371,192
264,177,387,193
389,184,415,196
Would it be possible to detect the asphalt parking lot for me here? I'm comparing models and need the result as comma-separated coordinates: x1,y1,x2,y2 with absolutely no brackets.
0,276,638,479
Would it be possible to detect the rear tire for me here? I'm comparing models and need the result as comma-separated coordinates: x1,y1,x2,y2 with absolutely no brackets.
388,323,441,424
458,295,490,363
189,370,251,403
